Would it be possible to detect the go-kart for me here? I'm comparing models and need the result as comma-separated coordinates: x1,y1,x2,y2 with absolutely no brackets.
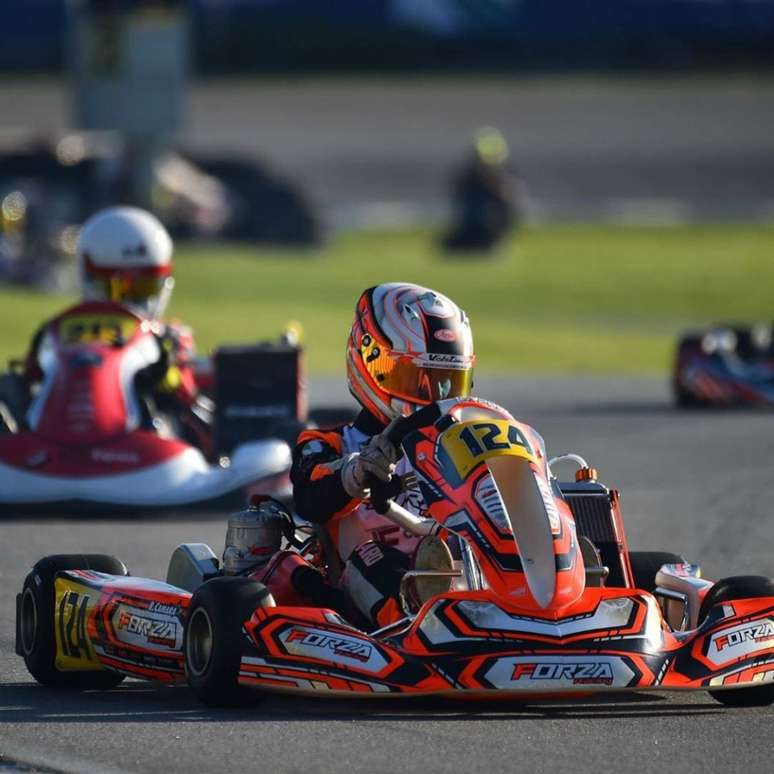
673,324,774,407
15,397,774,706
0,299,332,512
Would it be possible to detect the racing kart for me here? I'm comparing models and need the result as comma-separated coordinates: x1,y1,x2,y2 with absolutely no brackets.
16,397,774,706
673,324,774,407
0,299,340,512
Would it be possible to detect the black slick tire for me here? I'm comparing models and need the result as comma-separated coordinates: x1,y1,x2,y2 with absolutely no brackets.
698,575,774,707
17,554,129,690
184,577,275,707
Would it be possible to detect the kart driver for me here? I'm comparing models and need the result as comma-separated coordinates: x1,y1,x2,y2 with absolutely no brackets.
21,206,209,451
289,282,476,629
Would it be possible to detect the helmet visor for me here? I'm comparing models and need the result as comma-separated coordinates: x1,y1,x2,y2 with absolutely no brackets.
90,273,167,304
363,349,474,405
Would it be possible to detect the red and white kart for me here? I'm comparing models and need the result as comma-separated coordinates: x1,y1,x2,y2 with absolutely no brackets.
16,398,774,706
0,300,308,511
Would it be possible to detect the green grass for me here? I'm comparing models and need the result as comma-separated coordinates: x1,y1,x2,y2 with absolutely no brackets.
2,224,772,373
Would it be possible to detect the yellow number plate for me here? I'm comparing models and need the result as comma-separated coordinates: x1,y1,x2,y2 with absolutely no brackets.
54,578,102,671
59,314,138,346
439,419,537,481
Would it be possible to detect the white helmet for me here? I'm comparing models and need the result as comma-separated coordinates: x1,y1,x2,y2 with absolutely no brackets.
77,206,173,314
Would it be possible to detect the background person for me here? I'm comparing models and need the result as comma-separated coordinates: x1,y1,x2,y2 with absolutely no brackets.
442,126,523,253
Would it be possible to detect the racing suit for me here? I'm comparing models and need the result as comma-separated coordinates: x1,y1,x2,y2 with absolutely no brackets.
22,305,208,452
291,409,427,629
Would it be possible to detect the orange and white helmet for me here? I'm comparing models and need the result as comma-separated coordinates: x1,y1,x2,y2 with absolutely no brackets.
78,206,173,315
346,283,475,424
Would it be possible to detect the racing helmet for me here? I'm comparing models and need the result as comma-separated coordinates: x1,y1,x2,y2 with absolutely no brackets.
346,283,475,424
222,495,294,575
77,206,173,315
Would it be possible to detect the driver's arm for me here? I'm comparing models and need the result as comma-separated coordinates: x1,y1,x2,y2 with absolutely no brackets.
290,429,360,524
152,322,198,407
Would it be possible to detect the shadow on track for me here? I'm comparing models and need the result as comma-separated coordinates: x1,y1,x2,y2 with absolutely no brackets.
0,682,727,724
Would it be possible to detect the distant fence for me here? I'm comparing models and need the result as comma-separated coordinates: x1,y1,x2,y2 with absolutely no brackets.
3,0,774,73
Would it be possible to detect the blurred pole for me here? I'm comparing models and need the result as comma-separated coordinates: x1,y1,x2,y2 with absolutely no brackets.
68,0,189,210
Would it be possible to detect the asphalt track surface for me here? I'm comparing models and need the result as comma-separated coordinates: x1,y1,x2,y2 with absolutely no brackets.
1,375,773,774
1,77,774,222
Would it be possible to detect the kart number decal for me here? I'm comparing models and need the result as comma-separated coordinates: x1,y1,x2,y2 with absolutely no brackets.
54,579,102,671
438,420,537,482
59,314,138,346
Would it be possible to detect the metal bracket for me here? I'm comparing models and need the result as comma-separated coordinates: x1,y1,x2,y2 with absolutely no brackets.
654,587,690,631
399,570,462,616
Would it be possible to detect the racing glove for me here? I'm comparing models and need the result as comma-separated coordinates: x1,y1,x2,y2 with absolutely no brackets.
340,422,399,500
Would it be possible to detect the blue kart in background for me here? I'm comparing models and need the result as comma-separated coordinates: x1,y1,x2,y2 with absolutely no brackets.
673,324,774,408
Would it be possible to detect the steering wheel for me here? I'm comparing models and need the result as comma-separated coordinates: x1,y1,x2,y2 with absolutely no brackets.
367,402,445,514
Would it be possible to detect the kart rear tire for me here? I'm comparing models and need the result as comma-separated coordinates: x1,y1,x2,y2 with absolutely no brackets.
698,575,774,707
18,554,129,690
184,577,275,707
629,551,686,592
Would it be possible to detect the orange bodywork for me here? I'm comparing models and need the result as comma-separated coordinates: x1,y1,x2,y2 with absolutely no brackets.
36,400,774,701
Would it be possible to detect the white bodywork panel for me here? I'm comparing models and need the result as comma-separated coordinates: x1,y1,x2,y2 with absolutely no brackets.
0,439,290,507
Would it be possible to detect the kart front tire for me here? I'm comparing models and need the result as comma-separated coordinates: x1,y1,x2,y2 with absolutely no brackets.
184,577,275,707
628,551,686,593
18,554,129,690
699,575,774,707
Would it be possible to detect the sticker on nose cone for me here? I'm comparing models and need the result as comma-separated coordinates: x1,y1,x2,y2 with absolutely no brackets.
485,655,636,689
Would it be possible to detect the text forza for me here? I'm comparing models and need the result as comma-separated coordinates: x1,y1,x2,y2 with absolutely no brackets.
286,630,372,662
511,662,614,685
715,621,774,652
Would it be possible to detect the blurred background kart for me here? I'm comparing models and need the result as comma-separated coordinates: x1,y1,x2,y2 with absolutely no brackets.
0,313,354,513
0,130,320,290
673,324,774,408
